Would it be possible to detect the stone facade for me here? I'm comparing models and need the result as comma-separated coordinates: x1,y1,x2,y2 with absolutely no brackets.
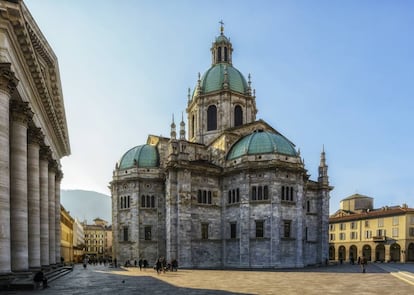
111,26,331,269
0,0,70,285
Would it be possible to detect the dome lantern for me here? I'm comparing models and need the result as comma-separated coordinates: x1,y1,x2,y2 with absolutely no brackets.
211,21,233,65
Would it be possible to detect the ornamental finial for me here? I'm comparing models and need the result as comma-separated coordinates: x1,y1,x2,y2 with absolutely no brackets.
219,20,224,35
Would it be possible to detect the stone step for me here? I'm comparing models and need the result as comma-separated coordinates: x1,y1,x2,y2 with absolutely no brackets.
7,266,73,290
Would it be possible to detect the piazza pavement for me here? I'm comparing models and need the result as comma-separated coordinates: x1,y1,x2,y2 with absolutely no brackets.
3,262,414,295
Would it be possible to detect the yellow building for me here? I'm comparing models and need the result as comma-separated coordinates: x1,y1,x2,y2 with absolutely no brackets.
60,206,74,263
329,194,414,263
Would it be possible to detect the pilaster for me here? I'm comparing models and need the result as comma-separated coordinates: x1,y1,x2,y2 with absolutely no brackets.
0,63,18,274
10,99,33,272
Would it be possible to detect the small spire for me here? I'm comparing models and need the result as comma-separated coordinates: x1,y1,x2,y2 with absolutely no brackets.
187,87,191,102
219,20,224,35
197,72,201,93
320,145,326,167
170,113,176,139
180,112,186,140
318,145,329,185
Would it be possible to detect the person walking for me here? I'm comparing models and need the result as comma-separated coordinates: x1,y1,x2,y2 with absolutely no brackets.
155,258,162,274
360,255,367,273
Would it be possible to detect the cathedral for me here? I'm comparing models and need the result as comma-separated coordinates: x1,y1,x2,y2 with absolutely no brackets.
111,24,332,268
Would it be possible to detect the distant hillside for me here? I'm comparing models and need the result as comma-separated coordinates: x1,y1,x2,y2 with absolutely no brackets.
61,189,111,224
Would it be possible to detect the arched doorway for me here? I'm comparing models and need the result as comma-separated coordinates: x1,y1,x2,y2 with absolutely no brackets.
375,244,385,262
408,243,414,262
362,245,372,261
329,245,335,260
390,243,401,262
349,245,357,264
338,246,346,262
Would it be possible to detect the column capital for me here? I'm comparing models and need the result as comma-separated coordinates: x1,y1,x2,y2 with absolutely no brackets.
39,145,52,161
0,63,19,94
55,170,63,181
10,99,33,124
48,160,58,173
27,124,44,145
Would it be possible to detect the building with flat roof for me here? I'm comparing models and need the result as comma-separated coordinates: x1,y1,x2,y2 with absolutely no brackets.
83,218,112,262
329,194,414,263
60,206,74,263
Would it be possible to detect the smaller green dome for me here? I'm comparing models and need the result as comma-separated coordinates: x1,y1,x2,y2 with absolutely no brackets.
118,144,159,169
227,131,297,160
196,64,248,96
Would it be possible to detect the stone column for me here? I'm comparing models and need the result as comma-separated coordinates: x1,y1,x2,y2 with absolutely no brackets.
27,126,44,269
39,146,50,267
48,161,57,265
55,171,62,264
0,63,18,274
10,100,33,272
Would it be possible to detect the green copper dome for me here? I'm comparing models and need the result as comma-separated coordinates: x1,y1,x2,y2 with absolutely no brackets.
197,64,248,95
227,131,297,160
118,144,159,169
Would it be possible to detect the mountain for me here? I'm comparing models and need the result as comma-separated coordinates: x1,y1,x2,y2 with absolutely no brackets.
61,189,111,224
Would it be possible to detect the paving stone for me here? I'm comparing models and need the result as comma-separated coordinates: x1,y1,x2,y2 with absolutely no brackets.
3,263,414,294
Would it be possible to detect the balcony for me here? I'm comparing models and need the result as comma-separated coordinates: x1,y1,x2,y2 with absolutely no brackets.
372,236,386,242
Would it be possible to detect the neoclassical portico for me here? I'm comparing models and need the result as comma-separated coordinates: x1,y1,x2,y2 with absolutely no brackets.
0,0,70,284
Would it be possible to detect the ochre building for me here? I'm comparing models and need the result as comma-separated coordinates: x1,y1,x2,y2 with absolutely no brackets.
111,25,332,268
329,194,414,263
0,0,70,285
60,206,74,263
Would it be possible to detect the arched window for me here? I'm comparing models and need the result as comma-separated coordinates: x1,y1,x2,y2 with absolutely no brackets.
191,115,195,138
198,190,202,203
207,105,217,131
234,105,243,126
203,190,207,203
218,46,222,62
224,47,228,62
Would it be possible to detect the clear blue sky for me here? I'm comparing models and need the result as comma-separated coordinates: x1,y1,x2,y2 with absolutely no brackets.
25,0,414,213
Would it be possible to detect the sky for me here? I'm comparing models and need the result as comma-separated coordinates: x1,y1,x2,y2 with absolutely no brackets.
24,0,414,213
